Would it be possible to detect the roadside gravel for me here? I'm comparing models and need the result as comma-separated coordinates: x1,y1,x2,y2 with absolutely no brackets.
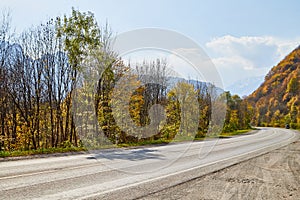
143,134,300,200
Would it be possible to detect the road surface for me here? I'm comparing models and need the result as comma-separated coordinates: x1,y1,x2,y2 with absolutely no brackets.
0,128,298,200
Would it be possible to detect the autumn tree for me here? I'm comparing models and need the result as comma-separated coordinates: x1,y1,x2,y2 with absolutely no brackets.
56,8,101,146
223,92,252,132
0,10,14,150
287,76,299,96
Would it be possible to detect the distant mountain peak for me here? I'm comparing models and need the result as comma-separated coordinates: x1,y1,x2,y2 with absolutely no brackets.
226,76,265,97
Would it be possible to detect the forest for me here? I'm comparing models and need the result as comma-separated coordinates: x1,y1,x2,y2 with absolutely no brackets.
247,46,300,129
0,8,286,153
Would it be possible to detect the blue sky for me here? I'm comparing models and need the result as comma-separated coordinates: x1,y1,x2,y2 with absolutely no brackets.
1,0,300,94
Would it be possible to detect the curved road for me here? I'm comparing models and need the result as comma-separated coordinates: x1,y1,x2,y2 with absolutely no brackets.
0,128,298,200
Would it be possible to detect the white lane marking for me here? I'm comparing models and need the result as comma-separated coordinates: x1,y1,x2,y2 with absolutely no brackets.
74,130,298,199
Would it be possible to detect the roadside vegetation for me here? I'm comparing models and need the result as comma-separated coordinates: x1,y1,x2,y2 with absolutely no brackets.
0,146,86,158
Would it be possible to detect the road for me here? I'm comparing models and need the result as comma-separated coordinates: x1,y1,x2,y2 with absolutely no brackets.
0,128,298,200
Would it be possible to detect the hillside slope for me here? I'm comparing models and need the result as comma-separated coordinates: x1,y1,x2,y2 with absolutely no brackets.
247,46,300,128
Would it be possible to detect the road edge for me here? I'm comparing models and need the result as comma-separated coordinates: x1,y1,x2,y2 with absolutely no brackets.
84,129,299,200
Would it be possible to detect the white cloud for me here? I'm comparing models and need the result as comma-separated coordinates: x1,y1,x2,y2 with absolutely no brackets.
167,48,214,82
211,56,269,88
205,35,299,88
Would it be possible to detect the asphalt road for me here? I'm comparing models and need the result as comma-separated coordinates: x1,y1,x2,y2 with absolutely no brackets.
0,128,298,200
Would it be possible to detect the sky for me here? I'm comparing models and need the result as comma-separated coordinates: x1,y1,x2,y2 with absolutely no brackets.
1,0,300,94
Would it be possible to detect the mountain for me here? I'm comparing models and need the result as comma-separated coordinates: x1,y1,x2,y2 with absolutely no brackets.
167,76,224,95
227,76,265,97
246,46,300,128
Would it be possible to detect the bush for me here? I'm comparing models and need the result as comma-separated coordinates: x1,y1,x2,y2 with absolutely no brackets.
60,140,74,148
290,123,299,129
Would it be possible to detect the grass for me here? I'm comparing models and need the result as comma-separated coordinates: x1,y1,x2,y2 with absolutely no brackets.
219,129,254,137
118,129,254,147
116,138,171,148
0,146,86,158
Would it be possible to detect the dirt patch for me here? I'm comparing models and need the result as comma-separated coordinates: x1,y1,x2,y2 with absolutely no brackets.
142,140,300,200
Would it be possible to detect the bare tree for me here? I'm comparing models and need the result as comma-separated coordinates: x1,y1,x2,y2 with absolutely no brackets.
0,9,14,150
133,58,169,138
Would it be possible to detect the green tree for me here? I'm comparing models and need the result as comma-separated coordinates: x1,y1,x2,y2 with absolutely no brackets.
223,92,252,132
56,8,101,146
287,76,299,96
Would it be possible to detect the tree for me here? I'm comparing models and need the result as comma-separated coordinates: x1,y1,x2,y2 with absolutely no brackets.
56,8,102,146
287,76,299,96
0,10,13,151
194,81,211,136
134,59,169,128
163,81,199,140
223,92,252,132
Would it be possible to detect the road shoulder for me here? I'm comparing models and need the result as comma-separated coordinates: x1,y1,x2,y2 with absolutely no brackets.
143,131,300,200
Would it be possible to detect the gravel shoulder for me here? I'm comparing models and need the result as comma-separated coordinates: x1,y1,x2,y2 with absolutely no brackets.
142,132,300,200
